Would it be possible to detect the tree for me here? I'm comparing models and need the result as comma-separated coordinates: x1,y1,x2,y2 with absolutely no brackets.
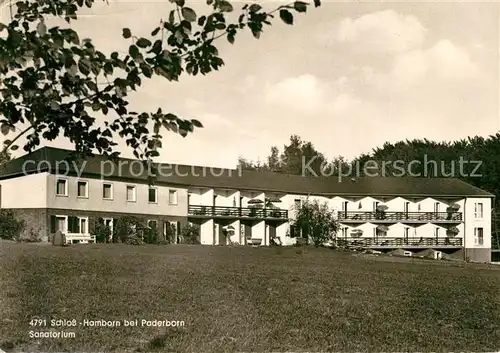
0,0,321,161
290,199,338,247
238,134,332,175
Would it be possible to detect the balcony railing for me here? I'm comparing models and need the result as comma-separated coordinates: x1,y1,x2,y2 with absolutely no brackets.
336,237,463,248
188,205,288,219
338,211,463,223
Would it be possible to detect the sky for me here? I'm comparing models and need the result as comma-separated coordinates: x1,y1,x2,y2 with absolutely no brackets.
1,0,499,168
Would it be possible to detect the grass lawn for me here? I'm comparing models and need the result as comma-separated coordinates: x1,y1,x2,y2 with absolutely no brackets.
1,243,499,352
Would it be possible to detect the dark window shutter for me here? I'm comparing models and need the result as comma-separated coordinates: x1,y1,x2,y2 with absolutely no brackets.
89,217,95,234
50,215,56,233
68,216,77,233
176,221,181,235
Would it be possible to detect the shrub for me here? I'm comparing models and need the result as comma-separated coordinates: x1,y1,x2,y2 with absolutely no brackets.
114,216,146,244
18,228,42,243
94,223,111,243
0,210,25,241
143,227,159,244
124,234,143,245
180,224,200,244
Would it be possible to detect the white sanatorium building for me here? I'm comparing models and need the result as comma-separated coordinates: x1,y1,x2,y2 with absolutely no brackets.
0,147,493,263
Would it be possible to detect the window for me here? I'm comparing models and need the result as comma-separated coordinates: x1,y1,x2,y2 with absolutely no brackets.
66,216,89,234
373,201,379,211
126,185,136,202
474,227,484,245
434,202,440,213
148,187,158,203
341,227,348,238
77,181,88,198
51,215,68,233
168,190,178,205
404,227,409,239
474,203,483,218
76,217,88,234
102,183,113,200
404,202,410,214
435,227,440,237
56,179,68,196
342,201,348,212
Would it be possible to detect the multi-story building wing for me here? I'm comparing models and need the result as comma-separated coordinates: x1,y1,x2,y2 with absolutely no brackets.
0,147,493,262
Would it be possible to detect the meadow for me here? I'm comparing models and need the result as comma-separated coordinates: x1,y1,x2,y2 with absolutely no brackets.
1,242,499,352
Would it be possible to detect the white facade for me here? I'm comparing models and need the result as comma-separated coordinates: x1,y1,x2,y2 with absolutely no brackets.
0,172,48,208
46,174,188,216
0,168,493,261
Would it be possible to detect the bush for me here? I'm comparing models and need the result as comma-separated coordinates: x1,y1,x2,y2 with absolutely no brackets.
114,216,146,244
124,234,143,245
143,227,159,244
94,223,111,243
18,228,42,243
0,210,25,241
180,224,200,244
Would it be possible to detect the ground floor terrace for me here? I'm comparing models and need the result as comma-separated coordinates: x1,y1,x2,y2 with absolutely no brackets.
7,208,187,244
4,208,491,262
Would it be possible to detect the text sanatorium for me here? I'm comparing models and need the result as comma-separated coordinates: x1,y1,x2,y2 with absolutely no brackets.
82,319,185,327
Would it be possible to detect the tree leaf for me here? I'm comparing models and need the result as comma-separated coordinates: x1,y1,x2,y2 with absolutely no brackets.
136,38,151,48
294,1,308,13
151,27,160,36
219,1,233,12
122,28,132,39
78,59,90,75
249,4,261,12
129,45,140,59
169,10,175,24
279,9,294,25
313,0,321,7
182,7,197,22
1,124,10,136
36,21,47,36
191,119,203,128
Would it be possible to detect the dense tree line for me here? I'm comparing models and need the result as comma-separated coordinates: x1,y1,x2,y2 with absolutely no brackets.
238,133,500,208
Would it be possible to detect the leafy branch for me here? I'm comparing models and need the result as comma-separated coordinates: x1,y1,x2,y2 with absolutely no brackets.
0,0,321,161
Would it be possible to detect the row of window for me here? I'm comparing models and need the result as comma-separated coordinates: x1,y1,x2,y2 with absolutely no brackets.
55,179,178,204
332,200,485,219
50,215,182,236
338,227,484,245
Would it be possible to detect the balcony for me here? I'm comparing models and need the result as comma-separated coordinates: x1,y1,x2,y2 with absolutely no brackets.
337,237,463,248
188,205,288,220
338,211,463,224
